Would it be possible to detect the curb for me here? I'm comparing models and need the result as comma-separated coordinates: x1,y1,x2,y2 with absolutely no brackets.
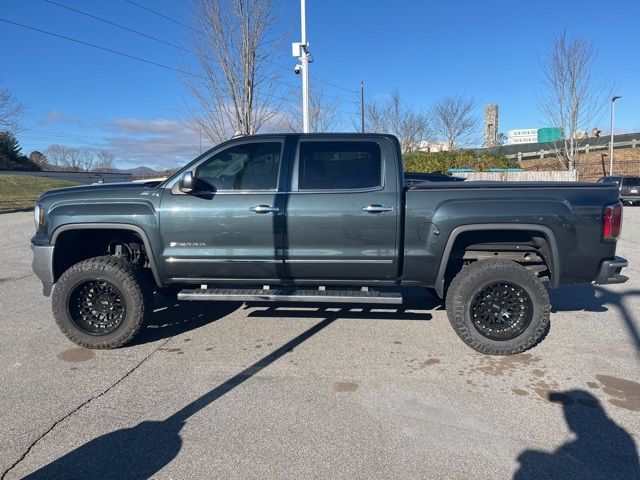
0,207,33,215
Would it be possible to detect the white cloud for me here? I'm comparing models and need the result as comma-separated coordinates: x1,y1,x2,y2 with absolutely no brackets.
38,110,87,127
102,118,207,169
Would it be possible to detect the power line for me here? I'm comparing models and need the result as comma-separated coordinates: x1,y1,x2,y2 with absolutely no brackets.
0,17,202,80
42,0,359,106
0,17,360,115
123,0,359,95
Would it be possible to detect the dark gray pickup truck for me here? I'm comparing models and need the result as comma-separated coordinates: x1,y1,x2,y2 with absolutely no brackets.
31,133,628,355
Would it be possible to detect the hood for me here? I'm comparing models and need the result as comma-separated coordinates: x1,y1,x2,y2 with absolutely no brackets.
37,181,158,203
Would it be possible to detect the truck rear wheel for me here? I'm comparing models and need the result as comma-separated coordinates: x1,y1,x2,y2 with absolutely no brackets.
445,259,550,355
52,256,153,349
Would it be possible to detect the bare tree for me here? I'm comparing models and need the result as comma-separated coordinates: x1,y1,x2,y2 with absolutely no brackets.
538,31,611,170
29,151,49,169
79,150,95,171
284,87,343,133
44,145,69,169
0,86,25,132
96,151,116,172
430,95,478,150
365,91,429,152
186,0,285,144
43,145,95,171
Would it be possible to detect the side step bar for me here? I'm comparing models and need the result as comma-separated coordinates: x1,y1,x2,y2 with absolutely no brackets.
177,287,403,304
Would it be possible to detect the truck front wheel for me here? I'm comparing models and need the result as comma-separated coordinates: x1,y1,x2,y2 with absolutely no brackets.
445,259,550,355
52,256,153,349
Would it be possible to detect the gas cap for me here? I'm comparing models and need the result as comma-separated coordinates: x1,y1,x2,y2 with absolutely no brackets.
418,222,441,244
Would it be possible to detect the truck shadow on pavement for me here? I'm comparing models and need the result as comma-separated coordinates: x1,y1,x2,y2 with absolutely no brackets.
131,294,242,346
133,286,440,346
548,284,640,358
22,316,339,479
513,389,639,480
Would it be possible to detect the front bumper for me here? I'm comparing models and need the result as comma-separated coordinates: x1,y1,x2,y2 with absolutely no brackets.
593,256,628,285
31,245,54,296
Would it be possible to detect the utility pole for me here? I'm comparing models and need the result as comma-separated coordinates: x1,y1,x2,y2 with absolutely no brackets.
360,81,365,133
292,0,310,133
609,95,621,176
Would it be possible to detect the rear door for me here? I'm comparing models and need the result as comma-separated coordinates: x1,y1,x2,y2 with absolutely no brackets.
283,137,400,281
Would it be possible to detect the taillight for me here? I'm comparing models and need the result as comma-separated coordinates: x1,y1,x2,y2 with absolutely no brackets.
603,202,622,241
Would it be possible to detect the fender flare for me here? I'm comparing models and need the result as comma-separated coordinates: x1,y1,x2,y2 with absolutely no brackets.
50,223,165,287
435,223,560,298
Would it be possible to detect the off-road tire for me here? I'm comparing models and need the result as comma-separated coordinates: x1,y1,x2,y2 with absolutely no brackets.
445,259,550,355
52,256,153,349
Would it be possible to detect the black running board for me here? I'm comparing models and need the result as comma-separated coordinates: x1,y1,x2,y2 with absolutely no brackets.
177,287,403,304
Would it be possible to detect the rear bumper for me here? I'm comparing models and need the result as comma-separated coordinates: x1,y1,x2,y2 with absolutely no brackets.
31,245,54,296
593,256,628,285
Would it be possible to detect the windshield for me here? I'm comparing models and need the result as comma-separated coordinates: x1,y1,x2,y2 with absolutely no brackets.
623,177,640,187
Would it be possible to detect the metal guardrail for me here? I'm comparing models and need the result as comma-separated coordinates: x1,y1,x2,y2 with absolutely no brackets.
506,139,639,161
0,170,133,184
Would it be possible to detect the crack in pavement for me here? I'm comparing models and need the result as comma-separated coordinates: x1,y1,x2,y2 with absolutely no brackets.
0,274,34,285
0,337,172,480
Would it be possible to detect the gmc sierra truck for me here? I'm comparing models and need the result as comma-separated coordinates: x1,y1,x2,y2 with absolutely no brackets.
31,134,628,355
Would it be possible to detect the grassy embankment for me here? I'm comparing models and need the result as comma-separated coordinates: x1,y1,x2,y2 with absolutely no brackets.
0,175,77,212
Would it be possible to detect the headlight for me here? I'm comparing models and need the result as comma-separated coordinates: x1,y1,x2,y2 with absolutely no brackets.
34,203,44,231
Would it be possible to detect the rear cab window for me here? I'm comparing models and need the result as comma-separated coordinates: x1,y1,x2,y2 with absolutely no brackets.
295,141,382,191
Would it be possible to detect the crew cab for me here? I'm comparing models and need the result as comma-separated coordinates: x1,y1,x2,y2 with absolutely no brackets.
31,134,628,355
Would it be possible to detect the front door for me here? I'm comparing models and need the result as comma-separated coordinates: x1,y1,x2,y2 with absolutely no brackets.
284,138,400,281
159,140,285,281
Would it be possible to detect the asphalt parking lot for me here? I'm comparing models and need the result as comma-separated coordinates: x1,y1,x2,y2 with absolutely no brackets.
0,209,639,479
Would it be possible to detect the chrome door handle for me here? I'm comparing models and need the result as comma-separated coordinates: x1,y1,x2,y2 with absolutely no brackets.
362,204,394,213
250,205,280,214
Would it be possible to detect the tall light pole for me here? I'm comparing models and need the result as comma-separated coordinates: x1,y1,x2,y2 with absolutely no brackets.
609,95,622,175
360,81,365,133
292,0,310,133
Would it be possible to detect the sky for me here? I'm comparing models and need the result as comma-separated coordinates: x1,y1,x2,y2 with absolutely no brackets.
1,0,639,169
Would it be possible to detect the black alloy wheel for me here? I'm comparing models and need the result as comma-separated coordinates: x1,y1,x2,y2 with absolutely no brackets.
69,280,127,335
469,282,533,341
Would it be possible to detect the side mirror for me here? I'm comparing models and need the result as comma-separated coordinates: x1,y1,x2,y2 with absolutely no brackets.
179,171,194,193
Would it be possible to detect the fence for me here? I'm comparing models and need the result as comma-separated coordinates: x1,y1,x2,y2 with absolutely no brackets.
0,170,132,184
455,170,578,182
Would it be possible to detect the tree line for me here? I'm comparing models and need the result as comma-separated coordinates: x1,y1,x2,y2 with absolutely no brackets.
0,130,117,172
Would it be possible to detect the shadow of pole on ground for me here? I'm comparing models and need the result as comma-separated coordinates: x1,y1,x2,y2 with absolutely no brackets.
15,316,337,480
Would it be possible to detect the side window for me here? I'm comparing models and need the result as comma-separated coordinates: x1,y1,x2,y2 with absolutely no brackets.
298,141,382,190
196,142,281,190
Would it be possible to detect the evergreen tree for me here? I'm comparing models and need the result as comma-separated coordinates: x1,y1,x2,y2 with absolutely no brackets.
0,131,40,171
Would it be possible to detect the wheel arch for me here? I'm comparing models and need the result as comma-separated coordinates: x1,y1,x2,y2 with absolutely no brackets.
50,223,164,287
435,223,560,298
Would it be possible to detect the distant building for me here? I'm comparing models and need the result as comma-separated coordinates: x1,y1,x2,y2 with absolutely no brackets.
507,129,538,145
483,105,499,148
416,140,449,152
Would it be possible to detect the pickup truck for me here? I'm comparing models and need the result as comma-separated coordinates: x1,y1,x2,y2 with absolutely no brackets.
31,133,628,355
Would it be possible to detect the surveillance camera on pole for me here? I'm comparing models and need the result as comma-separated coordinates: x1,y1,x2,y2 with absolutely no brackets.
292,0,311,133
